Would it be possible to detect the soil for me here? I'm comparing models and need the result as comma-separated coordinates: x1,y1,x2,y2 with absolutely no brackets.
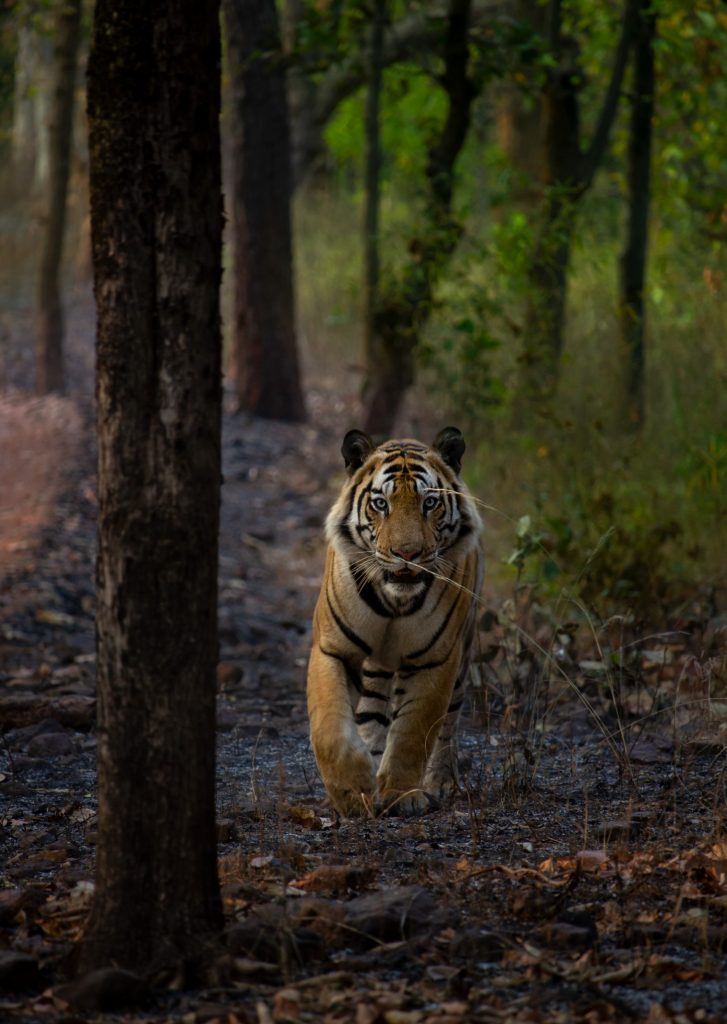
1,289,727,1024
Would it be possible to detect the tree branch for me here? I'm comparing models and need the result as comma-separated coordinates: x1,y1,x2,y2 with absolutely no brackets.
579,0,638,190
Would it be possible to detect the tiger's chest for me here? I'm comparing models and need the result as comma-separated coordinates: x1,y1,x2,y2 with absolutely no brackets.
336,564,456,671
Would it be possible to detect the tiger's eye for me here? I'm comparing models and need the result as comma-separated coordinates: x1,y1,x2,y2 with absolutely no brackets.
371,496,388,513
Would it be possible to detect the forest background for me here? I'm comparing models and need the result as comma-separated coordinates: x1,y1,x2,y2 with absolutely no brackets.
2,0,727,626
0,0,727,1011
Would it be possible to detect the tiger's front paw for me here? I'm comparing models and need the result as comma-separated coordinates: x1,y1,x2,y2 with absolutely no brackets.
320,744,376,818
376,769,436,817
423,765,459,803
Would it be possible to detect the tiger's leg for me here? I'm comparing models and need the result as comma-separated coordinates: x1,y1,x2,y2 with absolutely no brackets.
354,663,395,769
376,658,459,816
307,645,376,817
424,595,479,797
422,658,469,798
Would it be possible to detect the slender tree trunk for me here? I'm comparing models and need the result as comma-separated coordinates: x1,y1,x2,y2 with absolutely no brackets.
516,0,638,417
82,0,223,973
362,0,386,403
34,0,82,395
225,0,306,422
620,1,656,432
363,0,474,437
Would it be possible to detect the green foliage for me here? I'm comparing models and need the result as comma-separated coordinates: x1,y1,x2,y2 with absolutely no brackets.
294,0,727,622
325,64,447,194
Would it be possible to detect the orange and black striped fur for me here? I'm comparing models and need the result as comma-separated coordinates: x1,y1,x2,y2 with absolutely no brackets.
307,427,483,816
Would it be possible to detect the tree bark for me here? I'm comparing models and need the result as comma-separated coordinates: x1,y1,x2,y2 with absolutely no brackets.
619,1,656,433
83,0,223,973
225,0,306,422
362,0,386,399
363,0,475,437
34,0,82,395
494,0,548,210
516,0,639,417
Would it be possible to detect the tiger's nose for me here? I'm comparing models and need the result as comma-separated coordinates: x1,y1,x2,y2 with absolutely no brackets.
392,546,422,562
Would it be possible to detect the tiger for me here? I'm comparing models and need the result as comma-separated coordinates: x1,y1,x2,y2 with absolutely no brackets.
307,426,483,817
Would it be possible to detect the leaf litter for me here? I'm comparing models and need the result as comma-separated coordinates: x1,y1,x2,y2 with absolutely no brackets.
0,303,727,1021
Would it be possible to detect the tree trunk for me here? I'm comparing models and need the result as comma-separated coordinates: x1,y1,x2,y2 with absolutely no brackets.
12,25,53,194
619,1,656,433
34,0,82,396
225,0,306,422
362,0,386,403
516,0,639,417
363,0,474,437
82,0,223,973
494,0,548,210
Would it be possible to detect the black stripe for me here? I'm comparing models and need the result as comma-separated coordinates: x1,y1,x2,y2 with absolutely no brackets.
350,565,394,617
357,480,373,520
318,646,361,690
399,575,433,615
362,668,394,679
398,636,459,676
405,589,462,660
456,523,472,542
326,587,372,655
355,711,390,727
359,686,389,701
447,697,464,714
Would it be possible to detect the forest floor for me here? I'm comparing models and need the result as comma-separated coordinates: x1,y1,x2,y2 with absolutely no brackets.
1,290,727,1024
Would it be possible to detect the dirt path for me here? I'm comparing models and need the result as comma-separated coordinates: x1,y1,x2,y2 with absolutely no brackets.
1,299,727,1023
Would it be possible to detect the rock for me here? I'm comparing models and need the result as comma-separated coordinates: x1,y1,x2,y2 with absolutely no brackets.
226,912,324,966
50,695,96,730
0,889,25,925
0,694,50,729
345,886,451,948
53,967,148,1011
449,928,505,962
5,716,66,749
0,950,41,991
291,898,348,946
26,730,75,757
629,734,674,765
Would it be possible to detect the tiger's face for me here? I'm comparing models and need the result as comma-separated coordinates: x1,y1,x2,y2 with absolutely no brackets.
326,428,481,604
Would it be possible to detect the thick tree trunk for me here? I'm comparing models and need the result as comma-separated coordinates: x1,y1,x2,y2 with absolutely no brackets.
34,0,82,395
363,0,474,437
619,2,656,433
225,0,306,422
362,0,386,403
82,0,223,973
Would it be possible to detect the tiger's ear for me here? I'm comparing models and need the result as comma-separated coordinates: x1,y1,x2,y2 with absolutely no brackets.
433,426,465,474
342,429,375,475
